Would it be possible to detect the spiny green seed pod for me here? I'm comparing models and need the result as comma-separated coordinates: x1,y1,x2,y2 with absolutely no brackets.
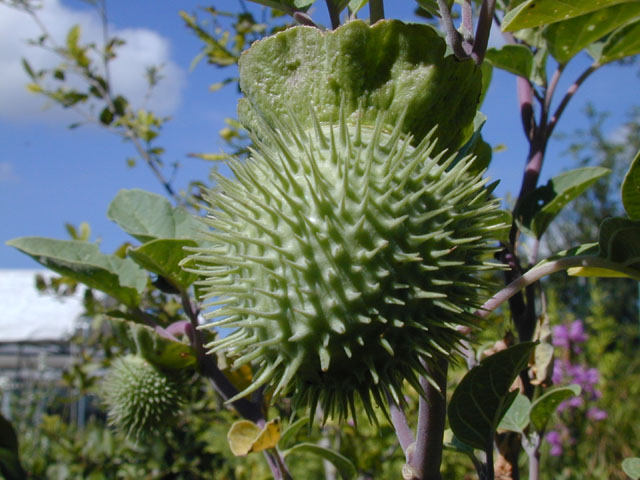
190,108,508,422
101,355,184,439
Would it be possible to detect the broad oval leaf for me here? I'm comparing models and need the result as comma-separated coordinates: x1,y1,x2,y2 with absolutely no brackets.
544,3,640,64
284,442,356,480
515,166,610,239
623,457,640,480
530,384,581,433
128,239,199,291
622,149,640,219
502,0,636,32
6,237,146,307
485,44,533,78
227,418,282,456
107,189,203,243
597,217,640,271
498,393,532,434
448,342,536,450
599,18,640,64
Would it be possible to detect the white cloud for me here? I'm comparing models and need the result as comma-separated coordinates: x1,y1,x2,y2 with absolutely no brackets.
0,161,18,182
0,0,185,124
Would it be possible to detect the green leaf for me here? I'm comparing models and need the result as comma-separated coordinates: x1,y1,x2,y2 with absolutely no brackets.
107,189,203,243
348,0,369,14
599,18,640,64
416,0,454,17
623,457,640,480
99,107,114,126
66,24,81,52
442,429,475,455
284,443,356,480
110,317,197,371
502,0,637,32
530,385,581,433
21,58,36,80
544,3,640,64
448,342,536,451
6,237,146,307
238,20,482,155
278,417,309,450
0,414,26,480
485,44,533,78
498,393,532,433
246,0,315,13
622,149,640,219
596,217,640,272
515,167,610,239
127,239,199,291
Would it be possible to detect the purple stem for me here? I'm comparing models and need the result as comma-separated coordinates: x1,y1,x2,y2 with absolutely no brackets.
386,391,415,455
437,0,466,59
546,64,598,138
471,0,496,64
410,359,448,480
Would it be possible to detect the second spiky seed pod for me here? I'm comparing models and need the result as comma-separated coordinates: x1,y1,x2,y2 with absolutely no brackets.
101,355,184,439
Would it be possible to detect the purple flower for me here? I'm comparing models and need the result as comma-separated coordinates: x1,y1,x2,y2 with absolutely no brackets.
552,324,570,349
546,430,563,456
568,320,587,344
587,407,608,421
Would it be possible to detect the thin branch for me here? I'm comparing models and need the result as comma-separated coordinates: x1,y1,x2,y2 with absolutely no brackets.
369,0,385,24
546,63,599,138
471,0,497,64
437,0,466,59
476,255,640,320
544,64,565,113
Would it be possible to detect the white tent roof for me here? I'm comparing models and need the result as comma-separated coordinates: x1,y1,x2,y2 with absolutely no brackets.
0,270,84,343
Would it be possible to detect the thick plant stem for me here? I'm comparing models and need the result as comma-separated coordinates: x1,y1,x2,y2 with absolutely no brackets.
410,359,448,480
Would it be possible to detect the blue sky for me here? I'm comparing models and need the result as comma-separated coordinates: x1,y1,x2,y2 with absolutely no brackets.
1,0,638,269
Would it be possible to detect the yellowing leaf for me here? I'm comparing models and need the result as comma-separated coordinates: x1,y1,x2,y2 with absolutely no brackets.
227,418,281,456
567,266,634,278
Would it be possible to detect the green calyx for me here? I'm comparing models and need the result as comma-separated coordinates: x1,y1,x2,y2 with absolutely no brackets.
191,107,507,422
238,19,482,154
101,355,184,439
